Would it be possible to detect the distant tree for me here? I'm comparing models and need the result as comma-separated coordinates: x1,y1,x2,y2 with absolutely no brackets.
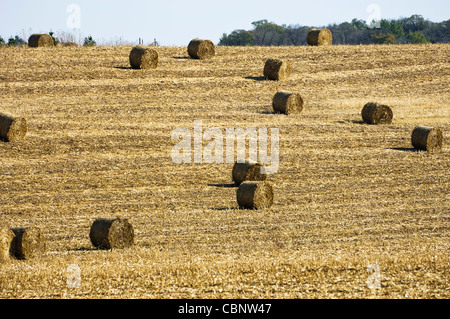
423,20,449,43
406,31,430,44
83,35,96,47
371,32,397,44
351,18,368,31
49,31,59,46
252,20,285,46
7,37,15,46
219,30,254,46
331,22,359,44
284,25,309,45
0,36,5,46
7,35,26,46
218,14,448,46
401,15,429,33
380,20,405,40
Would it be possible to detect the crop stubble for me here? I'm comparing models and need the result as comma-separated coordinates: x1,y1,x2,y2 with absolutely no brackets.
0,44,448,298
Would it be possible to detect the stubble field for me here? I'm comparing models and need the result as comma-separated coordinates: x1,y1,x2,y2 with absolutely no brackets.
0,44,449,299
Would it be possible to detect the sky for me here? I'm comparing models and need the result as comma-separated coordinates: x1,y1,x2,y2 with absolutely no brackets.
1,0,449,46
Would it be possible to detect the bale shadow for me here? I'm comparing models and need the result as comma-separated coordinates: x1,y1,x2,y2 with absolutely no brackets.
336,120,365,125
113,66,133,70
173,56,191,60
390,147,419,152
68,247,97,252
262,110,290,115
208,183,237,188
211,207,239,211
244,76,266,81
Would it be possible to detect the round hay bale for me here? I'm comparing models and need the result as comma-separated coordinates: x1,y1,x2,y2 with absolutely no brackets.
0,228,15,263
28,34,54,48
187,39,216,60
232,162,267,186
89,218,134,250
361,102,393,125
273,91,304,115
0,113,28,142
307,28,333,46
264,58,291,81
129,45,159,69
11,227,46,260
237,181,274,210
411,126,443,152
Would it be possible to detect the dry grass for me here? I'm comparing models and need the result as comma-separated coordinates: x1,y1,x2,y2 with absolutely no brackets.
0,44,449,299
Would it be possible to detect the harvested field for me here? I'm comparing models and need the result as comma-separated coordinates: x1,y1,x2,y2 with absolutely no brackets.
0,44,449,299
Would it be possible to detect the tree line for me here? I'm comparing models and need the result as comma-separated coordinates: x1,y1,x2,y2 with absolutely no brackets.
219,15,450,46
0,32,97,47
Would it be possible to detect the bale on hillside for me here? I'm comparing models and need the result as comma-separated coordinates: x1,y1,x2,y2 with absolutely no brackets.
307,28,333,46
28,34,54,47
237,181,274,210
0,113,28,142
89,218,134,250
264,59,291,81
232,162,267,186
411,126,443,151
273,91,304,115
187,39,216,59
361,102,393,125
0,228,15,263
10,227,46,260
129,45,159,69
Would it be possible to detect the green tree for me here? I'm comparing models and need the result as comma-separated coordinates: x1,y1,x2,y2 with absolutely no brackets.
401,15,429,33
371,32,397,44
351,18,367,30
218,15,448,46
252,20,286,46
406,31,430,44
0,36,5,46
49,31,59,46
219,30,254,46
389,21,405,39
7,35,26,46
83,35,96,47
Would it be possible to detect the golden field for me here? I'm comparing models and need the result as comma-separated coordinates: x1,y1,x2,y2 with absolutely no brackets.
0,44,449,299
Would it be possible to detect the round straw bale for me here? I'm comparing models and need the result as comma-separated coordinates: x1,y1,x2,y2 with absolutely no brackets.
264,58,291,81
11,227,46,260
129,45,159,69
273,91,304,115
28,34,54,48
187,39,216,59
232,162,267,186
362,102,393,125
0,228,15,263
0,113,28,142
307,28,333,46
237,181,274,210
411,126,443,152
89,218,134,250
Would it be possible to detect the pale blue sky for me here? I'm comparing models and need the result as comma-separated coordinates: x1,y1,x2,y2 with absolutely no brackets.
1,0,449,45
